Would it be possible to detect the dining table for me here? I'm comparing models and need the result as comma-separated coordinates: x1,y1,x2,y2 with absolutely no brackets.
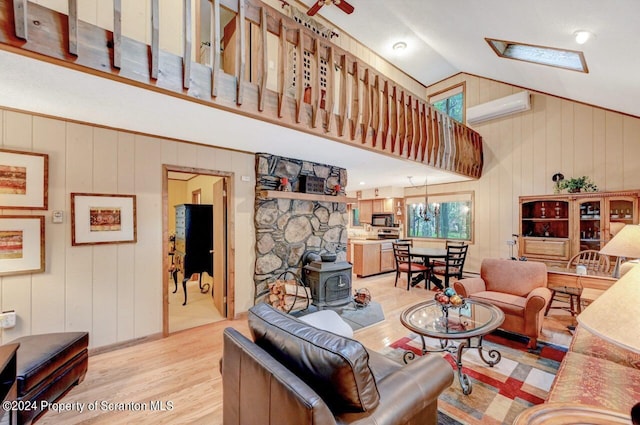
408,247,448,289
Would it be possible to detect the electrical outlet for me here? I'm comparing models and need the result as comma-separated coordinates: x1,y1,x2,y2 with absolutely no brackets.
507,240,516,246
0,310,16,328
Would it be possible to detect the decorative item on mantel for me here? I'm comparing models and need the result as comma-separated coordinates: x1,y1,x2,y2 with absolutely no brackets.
332,184,341,196
556,175,598,193
278,177,291,192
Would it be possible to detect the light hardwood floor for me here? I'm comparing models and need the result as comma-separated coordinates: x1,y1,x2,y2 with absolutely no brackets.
38,273,574,425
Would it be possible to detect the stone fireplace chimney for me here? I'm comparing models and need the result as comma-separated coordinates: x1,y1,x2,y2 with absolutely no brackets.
253,153,349,306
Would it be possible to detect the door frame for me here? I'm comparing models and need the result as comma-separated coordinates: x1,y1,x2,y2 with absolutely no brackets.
162,164,235,336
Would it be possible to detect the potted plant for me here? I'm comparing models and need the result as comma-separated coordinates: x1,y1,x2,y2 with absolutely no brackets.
557,176,598,193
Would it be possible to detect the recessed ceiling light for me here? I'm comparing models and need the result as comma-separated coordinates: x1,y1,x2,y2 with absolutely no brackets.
392,41,407,51
574,30,593,45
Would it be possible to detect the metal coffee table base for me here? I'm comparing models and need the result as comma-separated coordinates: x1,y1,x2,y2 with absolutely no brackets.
403,335,501,395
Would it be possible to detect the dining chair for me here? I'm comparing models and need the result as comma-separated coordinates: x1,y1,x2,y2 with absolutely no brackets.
392,242,430,290
431,244,469,288
431,240,466,268
545,250,610,316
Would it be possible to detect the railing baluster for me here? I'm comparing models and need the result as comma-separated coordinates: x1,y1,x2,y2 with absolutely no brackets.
371,74,380,147
182,0,192,88
406,94,414,158
151,0,159,79
311,38,320,128
338,55,348,137
361,68,370,144
398,90,406,157
381,80,389,150
390,85,398,153
113,0,122,68
68,0,78,55
258,7,268,111
236,0,245,105
13,0,27,39
277,20,286,117
420,102,428,162
295,29,303,122
324,46,335,133
211,0,221,96
413,99,420,159
349,61,359,140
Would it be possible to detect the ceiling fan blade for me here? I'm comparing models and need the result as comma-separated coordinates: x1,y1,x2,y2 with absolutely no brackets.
335,0,354,14
307,1,323,16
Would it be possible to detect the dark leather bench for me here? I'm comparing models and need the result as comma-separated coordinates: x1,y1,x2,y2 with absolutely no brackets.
10,332,89,425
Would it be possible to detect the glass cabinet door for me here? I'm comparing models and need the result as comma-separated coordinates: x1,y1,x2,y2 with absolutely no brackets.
606,196,637,242
576,198,603,251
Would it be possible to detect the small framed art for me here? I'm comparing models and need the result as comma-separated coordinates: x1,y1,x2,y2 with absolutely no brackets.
0,215,45,276
71,193,137,246
0,148,49,209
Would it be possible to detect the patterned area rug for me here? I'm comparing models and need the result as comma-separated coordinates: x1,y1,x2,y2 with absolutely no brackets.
382,330,567,425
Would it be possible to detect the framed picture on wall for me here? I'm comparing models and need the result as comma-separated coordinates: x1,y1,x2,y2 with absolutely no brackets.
0,215,45,276
71,193,137,246
0,148,49,209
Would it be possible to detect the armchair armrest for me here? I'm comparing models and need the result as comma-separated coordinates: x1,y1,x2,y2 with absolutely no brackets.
525,287,552,313
454,277,486,297
336,355,454,425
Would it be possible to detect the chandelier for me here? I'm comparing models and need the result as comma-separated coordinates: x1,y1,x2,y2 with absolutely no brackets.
409,176,440,222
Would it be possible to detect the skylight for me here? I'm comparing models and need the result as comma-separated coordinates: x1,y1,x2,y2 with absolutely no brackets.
486,38,588,73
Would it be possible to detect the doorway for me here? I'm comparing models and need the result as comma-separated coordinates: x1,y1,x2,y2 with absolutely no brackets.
162,165,234,335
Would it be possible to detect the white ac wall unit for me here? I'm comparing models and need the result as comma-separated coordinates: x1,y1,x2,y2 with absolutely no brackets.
466,91,531,124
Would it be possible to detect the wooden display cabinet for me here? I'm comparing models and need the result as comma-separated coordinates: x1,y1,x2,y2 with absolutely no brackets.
520,190,640,265
519,195,571,263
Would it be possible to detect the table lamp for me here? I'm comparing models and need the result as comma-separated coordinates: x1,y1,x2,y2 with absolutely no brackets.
577,262,640,355
599,224,640,278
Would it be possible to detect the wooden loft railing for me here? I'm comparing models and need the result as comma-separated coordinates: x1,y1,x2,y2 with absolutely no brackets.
0,0,483,179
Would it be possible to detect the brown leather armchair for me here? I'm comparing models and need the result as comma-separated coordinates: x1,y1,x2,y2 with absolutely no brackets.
222,303,454,425
453,258,551,349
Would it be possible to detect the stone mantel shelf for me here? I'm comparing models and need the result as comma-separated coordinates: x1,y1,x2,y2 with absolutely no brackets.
258,190,357,203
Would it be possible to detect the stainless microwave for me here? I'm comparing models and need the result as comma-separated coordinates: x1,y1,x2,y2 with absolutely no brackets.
371,213,394,227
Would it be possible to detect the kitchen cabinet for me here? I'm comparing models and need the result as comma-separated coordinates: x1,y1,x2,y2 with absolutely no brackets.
352,241,395,277
359,200,373,224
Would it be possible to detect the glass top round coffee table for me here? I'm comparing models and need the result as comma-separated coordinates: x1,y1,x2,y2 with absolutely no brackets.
400,299,505,395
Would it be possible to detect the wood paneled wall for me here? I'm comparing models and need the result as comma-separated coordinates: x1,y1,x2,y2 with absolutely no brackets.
418,73,640,272
0,108,255,348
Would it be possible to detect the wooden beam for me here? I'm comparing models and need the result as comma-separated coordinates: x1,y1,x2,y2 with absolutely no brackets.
67,0,77,55
257,7,267,111
236,0,246,104
12,0,26,39
211,0,221,96
151,0,159,79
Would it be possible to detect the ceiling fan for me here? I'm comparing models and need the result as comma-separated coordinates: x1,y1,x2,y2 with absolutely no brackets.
307,0,354,16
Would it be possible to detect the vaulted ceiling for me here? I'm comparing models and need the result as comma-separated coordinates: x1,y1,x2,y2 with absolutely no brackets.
311,0,640,118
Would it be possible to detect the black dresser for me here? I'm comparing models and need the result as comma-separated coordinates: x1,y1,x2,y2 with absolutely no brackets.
174,204,213,305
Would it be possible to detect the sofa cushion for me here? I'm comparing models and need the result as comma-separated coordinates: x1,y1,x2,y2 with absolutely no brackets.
481,258,547,297
468,291,525,316
547,351,640,414
570,326,640,369
248,303,380,413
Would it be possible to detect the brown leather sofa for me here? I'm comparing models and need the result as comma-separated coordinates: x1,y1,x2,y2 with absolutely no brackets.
222,303,454,425
454,258,551,349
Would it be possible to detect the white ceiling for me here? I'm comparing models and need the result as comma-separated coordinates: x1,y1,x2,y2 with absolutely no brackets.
3,1,638,191
308,0,640,117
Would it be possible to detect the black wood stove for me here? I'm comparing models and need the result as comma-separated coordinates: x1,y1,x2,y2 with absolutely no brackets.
302,253,353,309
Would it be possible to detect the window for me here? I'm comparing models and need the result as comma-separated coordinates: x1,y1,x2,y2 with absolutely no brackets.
406,191,473,241
486,38,588,73
429,83,465,123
